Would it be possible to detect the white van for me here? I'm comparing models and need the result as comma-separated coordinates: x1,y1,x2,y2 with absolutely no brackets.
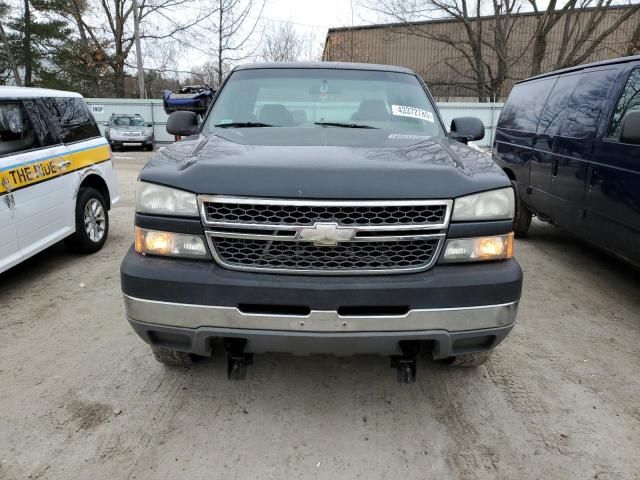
0,86,118,274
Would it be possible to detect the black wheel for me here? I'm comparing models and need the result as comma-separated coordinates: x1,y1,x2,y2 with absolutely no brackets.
145,142,154,151
151,346,194,366
64,187,109,254
512,181,532,238
448,350,493,367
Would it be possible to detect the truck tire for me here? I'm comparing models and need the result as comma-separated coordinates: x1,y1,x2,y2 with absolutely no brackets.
64,187,109,254
151,346,194,366
448,350,493,367
512,181,532,237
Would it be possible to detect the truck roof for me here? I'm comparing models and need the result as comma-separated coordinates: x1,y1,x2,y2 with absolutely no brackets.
234,61,416,75
0,85,82,99
518,55,640,84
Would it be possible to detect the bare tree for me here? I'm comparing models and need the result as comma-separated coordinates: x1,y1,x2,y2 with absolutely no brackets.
553,0,640,69
626,18,640,55
259,21,302,62
362,0,640,101
0,20,22,86
363,0,507,101
528,0,576,75
49,0,216,96
205,0,264,87
528,0,640,75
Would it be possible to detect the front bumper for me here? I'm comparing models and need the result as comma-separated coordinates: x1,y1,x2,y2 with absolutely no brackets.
109,134,153,144
121,247,522,356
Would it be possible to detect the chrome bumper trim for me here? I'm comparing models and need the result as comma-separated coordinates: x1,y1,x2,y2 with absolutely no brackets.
123,295,518,332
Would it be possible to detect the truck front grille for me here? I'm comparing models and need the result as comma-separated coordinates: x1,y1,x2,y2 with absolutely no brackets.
213,238,441,272
198,196,452,275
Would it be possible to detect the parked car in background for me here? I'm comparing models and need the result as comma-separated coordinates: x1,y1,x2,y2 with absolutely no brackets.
494,55,640,267
0,86,118,274
121,62,522,383
105,113,154,151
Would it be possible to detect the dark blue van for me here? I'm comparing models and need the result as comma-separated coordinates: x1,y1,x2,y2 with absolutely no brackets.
493,56,640,267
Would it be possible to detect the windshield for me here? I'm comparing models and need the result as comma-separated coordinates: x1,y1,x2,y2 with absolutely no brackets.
204,68,444,136
113,116,145,127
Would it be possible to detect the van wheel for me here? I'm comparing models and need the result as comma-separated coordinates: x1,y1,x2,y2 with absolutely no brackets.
512,181,532,237
151,346,194,366
65,187,109,254
448,350,493,367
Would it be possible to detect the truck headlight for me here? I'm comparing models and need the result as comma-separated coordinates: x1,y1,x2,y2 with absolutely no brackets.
452,188,514,221
135,227,208,258
144,128,153,135
136,181,198,217
441,233,513,263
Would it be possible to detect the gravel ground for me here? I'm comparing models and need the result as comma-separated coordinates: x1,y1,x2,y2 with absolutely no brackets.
1,151,639,480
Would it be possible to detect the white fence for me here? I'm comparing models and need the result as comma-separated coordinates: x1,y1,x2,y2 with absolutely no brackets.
85,99,504,148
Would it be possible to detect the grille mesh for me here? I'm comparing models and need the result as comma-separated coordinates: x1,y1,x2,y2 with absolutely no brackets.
204,203,447,226
212,238,440,272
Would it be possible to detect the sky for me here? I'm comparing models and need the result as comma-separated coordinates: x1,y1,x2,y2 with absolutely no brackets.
182,0,377,70
262,0,369,33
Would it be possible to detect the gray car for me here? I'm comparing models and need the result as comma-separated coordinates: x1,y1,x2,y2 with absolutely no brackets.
105,113,154,151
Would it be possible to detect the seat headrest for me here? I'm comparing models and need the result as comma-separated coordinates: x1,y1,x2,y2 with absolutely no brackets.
259,104,293,126
351,99,389,122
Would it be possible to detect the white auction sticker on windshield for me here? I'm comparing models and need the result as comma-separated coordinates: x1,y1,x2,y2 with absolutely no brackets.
391,105,434,123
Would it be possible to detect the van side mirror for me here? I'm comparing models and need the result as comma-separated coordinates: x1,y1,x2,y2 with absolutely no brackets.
450,117,485,143
147,122,153,127
166,111,199,136
620,110,640,145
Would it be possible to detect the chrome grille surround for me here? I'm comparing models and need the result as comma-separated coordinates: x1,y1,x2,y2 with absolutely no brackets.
198,196,452,275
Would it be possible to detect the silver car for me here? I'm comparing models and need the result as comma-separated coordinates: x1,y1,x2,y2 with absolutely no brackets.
105,114,154,151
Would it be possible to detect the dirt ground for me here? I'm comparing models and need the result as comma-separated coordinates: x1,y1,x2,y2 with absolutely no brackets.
1,150,639,480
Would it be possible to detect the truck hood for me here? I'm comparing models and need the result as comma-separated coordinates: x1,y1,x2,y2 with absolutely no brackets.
140,128,509,199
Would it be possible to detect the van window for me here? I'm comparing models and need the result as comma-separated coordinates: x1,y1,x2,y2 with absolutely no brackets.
497,77,556,132
0,102,38,156
46,97,100,144
539,69,616,138
607,68,640,139
23,100,58,147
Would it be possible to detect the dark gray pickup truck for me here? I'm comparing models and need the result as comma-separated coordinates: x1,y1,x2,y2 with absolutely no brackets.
121,62,522,382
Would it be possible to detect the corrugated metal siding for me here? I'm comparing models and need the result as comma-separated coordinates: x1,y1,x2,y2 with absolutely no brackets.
324,6,640,100
85,98,504,147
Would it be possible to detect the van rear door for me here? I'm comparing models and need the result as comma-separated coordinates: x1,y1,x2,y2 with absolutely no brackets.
587,65,640,265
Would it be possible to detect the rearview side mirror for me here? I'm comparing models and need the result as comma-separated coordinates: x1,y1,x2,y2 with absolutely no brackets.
620,110,640,145
450,117,485,143
166,111,199,136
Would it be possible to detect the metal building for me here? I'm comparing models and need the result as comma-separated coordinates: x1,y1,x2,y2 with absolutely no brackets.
323,5,640,101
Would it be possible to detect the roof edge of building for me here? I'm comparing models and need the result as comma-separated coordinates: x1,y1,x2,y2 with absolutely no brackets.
327,4,638,34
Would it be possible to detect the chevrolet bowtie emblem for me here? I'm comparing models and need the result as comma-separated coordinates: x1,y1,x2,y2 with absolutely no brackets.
298,222,355,246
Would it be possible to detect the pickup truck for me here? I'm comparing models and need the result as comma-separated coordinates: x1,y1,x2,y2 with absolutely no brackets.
120,62,522,382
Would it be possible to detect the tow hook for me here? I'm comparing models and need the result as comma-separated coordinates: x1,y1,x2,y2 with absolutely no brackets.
224,338,253,380
390,341,420,383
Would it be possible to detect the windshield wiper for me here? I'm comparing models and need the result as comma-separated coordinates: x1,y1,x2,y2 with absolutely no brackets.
314,122,378,129
215,122,274,128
